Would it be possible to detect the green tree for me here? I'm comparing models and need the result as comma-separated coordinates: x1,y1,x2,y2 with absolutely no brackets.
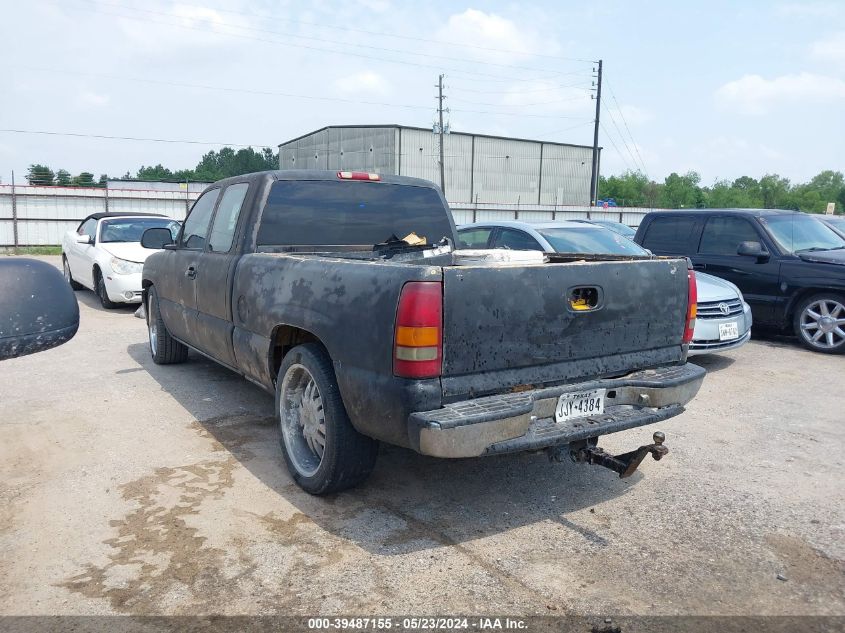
136,164,175,180
26,164,55,186
73,172,97,187
98,174,109,186
759,174,791,209
55,169,72,186
660,171,704,208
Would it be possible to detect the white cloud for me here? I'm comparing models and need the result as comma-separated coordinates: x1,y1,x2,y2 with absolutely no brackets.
810,31,845,67
714,72,845,114
333,71,390,97
75,91,110,108
435,9,540,62
357,0,391,12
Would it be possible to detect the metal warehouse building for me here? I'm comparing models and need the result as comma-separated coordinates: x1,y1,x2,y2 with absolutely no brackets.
277,125,597,206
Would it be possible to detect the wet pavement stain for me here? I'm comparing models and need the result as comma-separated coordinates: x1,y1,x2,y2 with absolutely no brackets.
59,457,238,613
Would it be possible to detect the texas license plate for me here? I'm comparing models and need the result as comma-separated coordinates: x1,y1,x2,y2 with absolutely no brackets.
555,389,606,423
719,321,739,341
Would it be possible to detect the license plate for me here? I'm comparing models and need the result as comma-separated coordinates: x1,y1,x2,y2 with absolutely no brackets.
555,389,606,423
719,321,739,341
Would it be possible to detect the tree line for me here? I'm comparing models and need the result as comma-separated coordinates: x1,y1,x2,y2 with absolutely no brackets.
24,147,277,187
22,146,844,214
599,170,845,213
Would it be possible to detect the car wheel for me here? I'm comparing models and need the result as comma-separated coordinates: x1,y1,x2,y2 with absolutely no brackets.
94,269,119,309
276,343,378,495
62,256,83,290
147,286,188,364
794,292,845,354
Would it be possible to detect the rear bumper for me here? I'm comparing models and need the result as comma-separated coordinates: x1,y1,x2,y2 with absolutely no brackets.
407,363,706,458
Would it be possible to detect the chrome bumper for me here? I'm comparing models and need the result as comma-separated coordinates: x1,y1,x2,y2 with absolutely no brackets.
408,363,706,458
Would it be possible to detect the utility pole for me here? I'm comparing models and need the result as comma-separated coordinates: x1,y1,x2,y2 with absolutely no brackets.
589,59,603,206
436,74,447,195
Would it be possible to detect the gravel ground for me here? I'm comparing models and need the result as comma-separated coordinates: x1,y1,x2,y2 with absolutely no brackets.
0,255,843,618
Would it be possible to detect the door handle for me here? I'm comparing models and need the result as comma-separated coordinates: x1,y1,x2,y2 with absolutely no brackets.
185,266,197,279
692,263,707,270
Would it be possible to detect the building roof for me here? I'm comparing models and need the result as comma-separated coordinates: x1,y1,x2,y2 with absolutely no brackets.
278,124,596,152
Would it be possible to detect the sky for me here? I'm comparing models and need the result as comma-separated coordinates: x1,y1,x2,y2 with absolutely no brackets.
1,0,843,186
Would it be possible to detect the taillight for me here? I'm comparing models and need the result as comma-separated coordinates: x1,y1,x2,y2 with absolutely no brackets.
337,171,380,181
394,282,442,378
683,266,698,344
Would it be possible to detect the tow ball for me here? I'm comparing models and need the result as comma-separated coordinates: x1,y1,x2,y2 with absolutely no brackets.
547,431,669,478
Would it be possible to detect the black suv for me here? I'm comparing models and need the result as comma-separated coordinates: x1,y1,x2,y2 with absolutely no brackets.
635,209,845,354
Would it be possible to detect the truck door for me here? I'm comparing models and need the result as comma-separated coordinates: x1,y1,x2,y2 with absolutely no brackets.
157,188,220,343
192,182,250,367
693,215,782,324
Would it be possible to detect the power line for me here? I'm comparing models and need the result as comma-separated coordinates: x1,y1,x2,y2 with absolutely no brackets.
91,0,598,65
13,66,586,119
598,121,635,172
604,77,649,178
601,101,644,175
63,0,580,84
450,79,592,95
0,129,273,148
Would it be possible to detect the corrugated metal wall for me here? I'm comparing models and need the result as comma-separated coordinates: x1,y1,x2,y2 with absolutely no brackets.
278,126,594,206
0,185,198,246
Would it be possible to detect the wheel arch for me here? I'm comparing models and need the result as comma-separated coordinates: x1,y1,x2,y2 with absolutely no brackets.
785,286,845,321
268,324,323,385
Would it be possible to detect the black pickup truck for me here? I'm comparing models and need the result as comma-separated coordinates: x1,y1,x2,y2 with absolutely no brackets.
140,170,705,494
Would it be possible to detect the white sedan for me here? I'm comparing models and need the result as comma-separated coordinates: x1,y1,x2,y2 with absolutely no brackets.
62,213,180,308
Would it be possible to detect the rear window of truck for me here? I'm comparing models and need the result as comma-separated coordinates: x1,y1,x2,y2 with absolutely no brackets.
257,181,454,247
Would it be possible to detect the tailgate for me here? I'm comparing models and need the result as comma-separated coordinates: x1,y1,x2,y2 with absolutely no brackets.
441,258,689,399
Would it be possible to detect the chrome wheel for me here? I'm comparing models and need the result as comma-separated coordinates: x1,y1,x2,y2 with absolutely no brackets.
279,363,326,477
799,298,845,350
148,295,158,354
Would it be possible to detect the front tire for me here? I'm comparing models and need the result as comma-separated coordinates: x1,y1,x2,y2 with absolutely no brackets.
793,292,845,354
147,286,188,364
276,343,378,495
94,268,119,309
62,256,83,290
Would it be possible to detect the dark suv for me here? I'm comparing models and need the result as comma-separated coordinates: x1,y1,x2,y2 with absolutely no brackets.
635,209,845,354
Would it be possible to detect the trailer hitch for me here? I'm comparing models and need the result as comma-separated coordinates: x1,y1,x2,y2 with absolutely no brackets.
548,431,668,478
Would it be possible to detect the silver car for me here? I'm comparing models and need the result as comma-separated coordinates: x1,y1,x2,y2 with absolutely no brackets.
457,220,752,355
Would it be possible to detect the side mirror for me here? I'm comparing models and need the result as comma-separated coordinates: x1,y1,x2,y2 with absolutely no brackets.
141,227,175,249
737,241,767,258
0,259,80,361
76,234,93,245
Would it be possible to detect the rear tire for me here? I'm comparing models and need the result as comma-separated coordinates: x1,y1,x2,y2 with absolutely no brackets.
62,256,83,290
276,343,378,495
793,292,845,354
94,268,119,309
147,286,188,364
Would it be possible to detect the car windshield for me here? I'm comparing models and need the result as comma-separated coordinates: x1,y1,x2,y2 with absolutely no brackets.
592,221,637,237
99,218,181,243
761,215,845,253
537,226,650,256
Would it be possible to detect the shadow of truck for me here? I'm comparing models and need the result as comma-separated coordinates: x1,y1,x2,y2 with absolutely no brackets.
127,342,645,556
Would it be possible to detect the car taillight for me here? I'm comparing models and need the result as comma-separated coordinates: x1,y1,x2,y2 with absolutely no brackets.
337,171,380,181
394,281,442,378
683,266,698,344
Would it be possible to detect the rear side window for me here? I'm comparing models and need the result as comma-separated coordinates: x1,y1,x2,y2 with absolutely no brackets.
208,183,249,253
257,181,453,246
698,217,760,255
491,228,543,251
457,227,493,248
640,216,698,253
181,188,220,249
